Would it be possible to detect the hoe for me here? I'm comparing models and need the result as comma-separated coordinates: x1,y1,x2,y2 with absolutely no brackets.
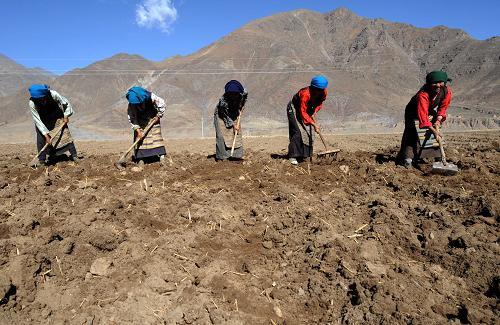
115,118,157,169
316,129,340,159
431,132,459,176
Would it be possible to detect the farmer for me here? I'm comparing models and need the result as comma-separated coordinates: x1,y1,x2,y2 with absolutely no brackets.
287,75,329,165
28,84,79,167
396,71,452,167
214,80,248,161
126,86,167,166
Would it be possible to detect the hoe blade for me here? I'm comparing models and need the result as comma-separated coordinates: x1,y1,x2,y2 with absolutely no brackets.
431,161,459,176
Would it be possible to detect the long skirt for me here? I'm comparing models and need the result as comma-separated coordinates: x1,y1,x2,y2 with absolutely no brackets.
214,114,243,160
133,123,166,160
287,101,313,159
397,120,441,163
35,118,77,162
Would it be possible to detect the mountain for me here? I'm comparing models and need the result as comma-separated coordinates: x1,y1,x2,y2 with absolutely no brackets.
0,55,55,128
0,8,498,141
0,54,54,97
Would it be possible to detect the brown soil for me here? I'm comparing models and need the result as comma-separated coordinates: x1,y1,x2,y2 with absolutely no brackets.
0,132,498,324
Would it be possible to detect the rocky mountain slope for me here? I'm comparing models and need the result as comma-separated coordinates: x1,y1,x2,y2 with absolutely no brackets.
0,8,498,140
0,54,54,98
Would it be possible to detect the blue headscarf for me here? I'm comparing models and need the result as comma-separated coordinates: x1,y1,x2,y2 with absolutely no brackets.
224,80,244,94
310,75,329,89
126,86,150,104
28,84,50,99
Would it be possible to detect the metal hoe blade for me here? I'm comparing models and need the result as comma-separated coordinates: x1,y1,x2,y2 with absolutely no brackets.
431,161,459,176
317,148,340,158
114,159,127,170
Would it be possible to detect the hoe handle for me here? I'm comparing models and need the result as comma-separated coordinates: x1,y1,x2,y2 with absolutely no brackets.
116,117,157,165
30,122,67,165
230,113,242,157
317,130,329,151
434,126,447,165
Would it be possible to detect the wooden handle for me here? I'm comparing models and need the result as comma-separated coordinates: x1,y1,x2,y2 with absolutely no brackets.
30,123,67,164
117,117,158,164
230,115,241,157
435,133,447,164
316,129,328,151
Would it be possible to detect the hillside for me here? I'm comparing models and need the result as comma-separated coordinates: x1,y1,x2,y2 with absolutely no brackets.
0,8,498,141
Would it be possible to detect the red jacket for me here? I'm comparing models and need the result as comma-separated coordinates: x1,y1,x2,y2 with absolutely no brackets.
292,87,328,125
414,85,452,128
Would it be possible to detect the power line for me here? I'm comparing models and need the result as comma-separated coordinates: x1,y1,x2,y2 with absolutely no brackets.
1,62,498,75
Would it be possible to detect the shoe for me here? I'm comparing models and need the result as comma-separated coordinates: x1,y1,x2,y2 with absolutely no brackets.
31,160,47,168
403,158,412,168
159,155,166,166
289,158,299,165
71,156,80,163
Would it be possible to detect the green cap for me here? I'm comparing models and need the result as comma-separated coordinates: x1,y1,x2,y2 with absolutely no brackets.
426,71,451,84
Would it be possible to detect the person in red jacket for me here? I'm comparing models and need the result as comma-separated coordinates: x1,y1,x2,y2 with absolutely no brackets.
287,75,329,165
397,71,452,167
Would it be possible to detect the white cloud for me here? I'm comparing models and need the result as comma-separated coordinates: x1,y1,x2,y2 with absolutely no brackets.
136,0,178,33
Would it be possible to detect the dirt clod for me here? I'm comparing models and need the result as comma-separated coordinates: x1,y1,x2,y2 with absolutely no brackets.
89,258,113,276
0,134,498,324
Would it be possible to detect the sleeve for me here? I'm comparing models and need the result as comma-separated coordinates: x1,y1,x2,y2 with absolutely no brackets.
151,92,166,117
29,100,50,135
313,89,328,116
299,91,314,125
241,91,248,108
50,90,73,117
416,92,432,129
216,98,234,128
127,105,140,130
437,86,452,122
219,99,234,129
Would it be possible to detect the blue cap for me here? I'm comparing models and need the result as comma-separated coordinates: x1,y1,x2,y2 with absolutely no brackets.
126,86,150,104
310,75,328,89
224,80,244,93
28,84,50,99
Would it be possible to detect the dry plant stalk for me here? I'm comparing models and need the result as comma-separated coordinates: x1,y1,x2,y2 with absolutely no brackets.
180,264,192,277
79,298,87,308
355,224,369,233
294,166,305,174
41,269,52,283
315,216,332,228
173,253,196,264
222,270,246,276
145,306,162,320
55,255,64,276
342,262,356,275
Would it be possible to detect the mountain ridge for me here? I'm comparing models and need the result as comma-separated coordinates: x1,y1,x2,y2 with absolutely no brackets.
0,7,498,140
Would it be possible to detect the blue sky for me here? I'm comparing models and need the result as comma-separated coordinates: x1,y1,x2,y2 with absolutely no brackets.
2,0,499,74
